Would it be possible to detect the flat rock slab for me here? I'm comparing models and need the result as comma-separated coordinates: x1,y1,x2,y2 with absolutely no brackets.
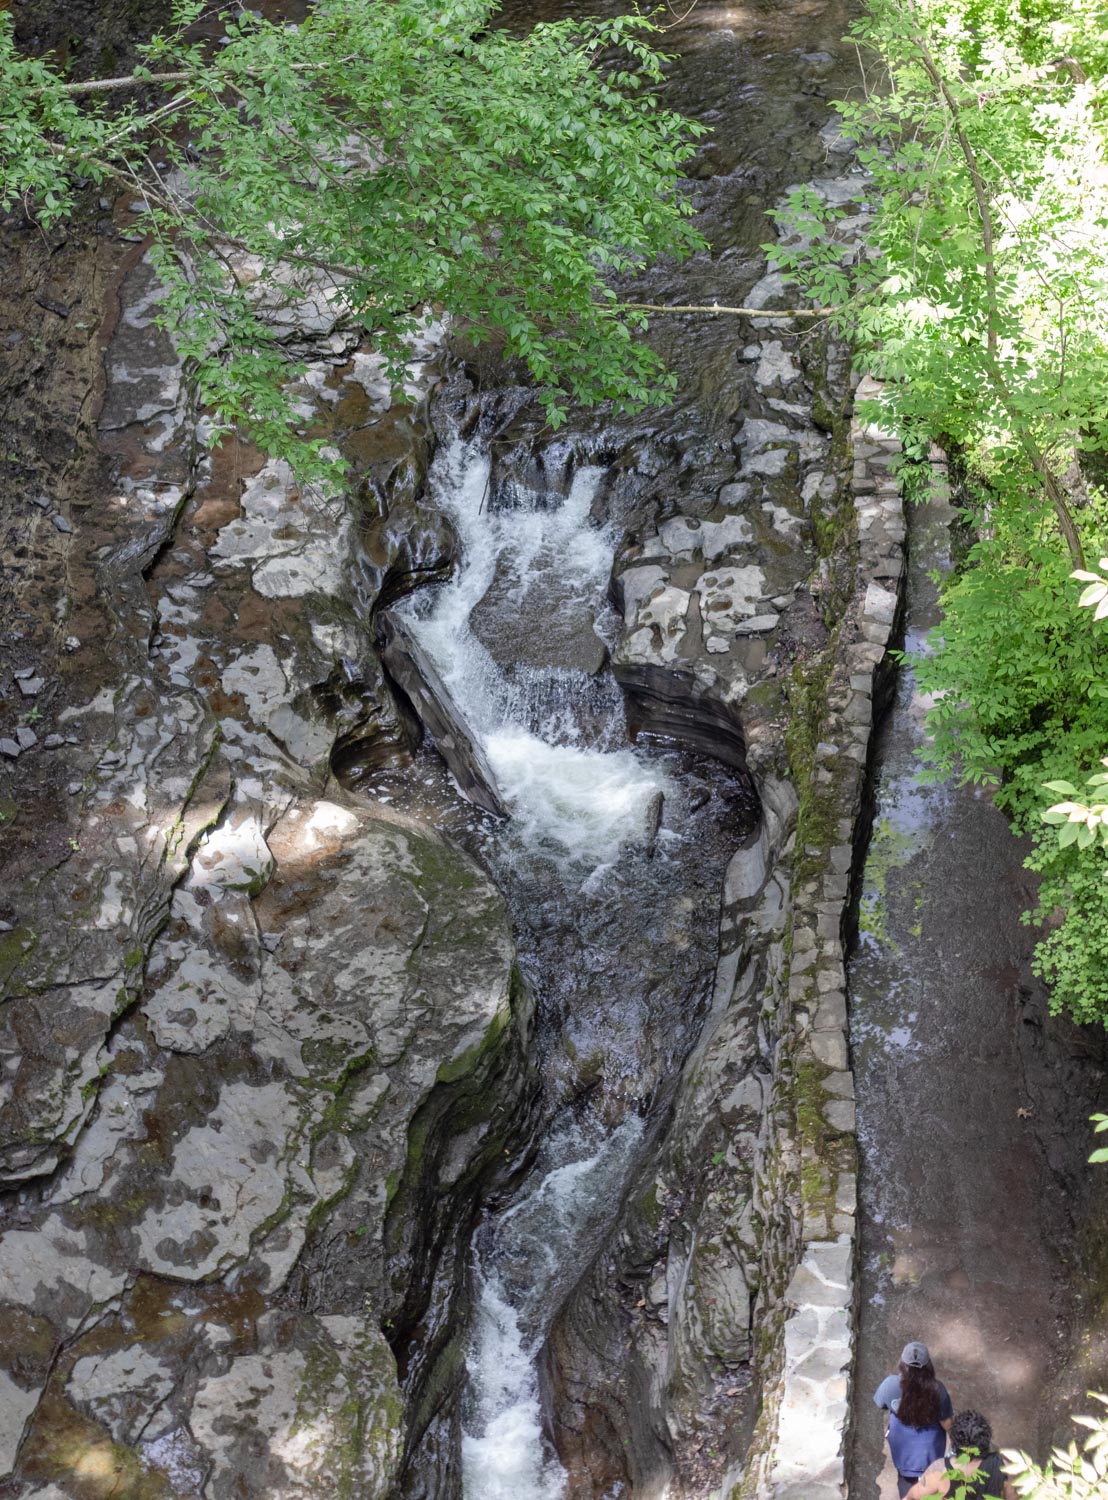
378,611,508,818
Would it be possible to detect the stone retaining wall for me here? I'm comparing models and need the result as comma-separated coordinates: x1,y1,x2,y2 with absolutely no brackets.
736,375,909,1499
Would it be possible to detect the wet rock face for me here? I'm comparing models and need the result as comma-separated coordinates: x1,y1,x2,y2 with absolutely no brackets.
377,613,509,817
541,781,798,1498
610,341,838,779
0,225,535,1494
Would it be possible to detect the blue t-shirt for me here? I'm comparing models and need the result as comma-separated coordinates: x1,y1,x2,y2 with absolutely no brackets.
874,1375,953,1479
873,1373,953,1421
887,1412,946,1478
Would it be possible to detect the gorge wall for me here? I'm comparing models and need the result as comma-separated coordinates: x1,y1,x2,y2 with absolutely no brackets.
9,1,1081,1498
0,184,557,1494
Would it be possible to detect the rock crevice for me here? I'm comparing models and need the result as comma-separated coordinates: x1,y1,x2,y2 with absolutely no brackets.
0,230,537,1497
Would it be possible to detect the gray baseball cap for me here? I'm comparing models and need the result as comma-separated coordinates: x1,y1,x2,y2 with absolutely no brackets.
901,1341,931,1368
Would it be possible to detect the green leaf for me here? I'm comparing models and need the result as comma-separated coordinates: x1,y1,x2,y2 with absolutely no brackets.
0,0,707,467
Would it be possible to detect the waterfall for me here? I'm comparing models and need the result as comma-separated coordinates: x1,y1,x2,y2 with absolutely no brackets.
401,437,671,1493
401,436,668,869
461,1119,645,1500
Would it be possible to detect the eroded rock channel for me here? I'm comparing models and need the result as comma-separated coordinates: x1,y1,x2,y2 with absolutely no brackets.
6,0,844,1494
6,2,1104,1498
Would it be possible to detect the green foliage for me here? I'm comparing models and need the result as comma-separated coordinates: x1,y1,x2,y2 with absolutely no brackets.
907,508,1108,1024
0,0,706,480
1026,842,1108,1026
1002,1393,1108,1496
910,529,1108,811
770,0,1108,1026
1089,1113,1108,1165
1042,761,1108,853
768,0,1108,524
1073,559,1108,625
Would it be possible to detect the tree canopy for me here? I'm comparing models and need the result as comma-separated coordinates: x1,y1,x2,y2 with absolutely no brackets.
0,0,705,479
771,0,1108,1026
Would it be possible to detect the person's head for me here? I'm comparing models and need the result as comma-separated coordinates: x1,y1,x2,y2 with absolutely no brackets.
950,1409,994,1459
899,1340,933,1375
898,1340,937,1384
897,1340,941,1429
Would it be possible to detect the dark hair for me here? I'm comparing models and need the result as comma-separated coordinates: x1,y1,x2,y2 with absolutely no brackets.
950,1409,993,1458
896,1358,941,1429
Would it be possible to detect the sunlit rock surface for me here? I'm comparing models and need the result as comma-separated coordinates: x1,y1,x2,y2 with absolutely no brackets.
0,227,535,1495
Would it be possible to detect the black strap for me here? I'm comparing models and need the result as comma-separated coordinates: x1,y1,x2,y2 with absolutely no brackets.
945,1452,1003,1497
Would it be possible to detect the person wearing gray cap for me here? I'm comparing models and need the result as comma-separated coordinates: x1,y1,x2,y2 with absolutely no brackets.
873,1341,954,1498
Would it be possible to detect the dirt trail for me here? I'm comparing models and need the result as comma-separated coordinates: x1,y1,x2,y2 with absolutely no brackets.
849,484,1108,1496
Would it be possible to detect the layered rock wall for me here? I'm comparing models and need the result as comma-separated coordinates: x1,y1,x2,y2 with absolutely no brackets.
543,381,909,1500
540,149,913,1493
0,221,536,1496
729,388,908,1500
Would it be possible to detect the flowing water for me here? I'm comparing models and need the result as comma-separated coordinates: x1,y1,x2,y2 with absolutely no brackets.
361,1,874,1491
397,4,863,1482
403,437,666,864
367,1,869,1490
460,1117,644,1500
394,434,755,1496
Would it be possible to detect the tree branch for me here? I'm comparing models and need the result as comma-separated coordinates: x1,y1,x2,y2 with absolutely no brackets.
613,301,833,316
45,69,196,95
910,15,1085,568
34,60,335,97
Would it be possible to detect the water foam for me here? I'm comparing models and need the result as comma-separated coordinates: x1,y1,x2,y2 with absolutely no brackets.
403,437,667,867
461,1274,567,1500
402,438,665,1493
462,1119,644,1500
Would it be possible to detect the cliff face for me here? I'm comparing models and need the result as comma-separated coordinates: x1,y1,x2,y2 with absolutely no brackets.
0,2,872,1493
0,192,539,1495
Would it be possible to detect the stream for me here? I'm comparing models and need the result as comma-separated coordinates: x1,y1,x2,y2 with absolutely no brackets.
368,2,863,1490
370,1,863,1493
389,430,755,1497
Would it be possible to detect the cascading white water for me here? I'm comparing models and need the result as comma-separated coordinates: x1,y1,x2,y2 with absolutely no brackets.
401,436,668,868
461,1120,645,1500
461,1273,568,1500
401,437,667,1495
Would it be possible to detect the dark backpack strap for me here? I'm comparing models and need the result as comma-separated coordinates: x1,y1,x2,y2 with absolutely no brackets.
945,1453,1004,1497
982,1452,1006,1496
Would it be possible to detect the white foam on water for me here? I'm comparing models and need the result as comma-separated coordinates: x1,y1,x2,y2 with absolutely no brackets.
461,1275,568,1500
485,728,663,863
403,437,666,1493
403,436,668,866
462,1119,644,1500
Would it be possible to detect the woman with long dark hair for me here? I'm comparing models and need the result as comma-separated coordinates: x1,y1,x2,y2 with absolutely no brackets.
873,1341,954,1498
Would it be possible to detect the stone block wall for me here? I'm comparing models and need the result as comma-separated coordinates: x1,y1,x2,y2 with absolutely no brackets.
730,376,908,1499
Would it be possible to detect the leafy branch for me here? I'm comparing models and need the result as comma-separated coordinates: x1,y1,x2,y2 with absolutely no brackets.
0,0,709,478
788,0,1108,1026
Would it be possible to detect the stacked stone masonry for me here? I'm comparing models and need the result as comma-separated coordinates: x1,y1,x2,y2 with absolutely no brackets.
754,375,909,1500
